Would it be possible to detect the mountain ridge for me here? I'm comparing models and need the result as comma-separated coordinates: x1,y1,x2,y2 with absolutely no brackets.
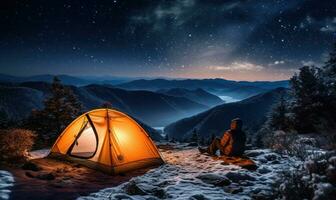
164,87,289,141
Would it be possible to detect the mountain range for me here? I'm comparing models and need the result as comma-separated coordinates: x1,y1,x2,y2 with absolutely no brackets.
116,78,289,99
164,87,289,141
0,74,289,100
157,88,224,107
0,82,208,127
0,73,132,86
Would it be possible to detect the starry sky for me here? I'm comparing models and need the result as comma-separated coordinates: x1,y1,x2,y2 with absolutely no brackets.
1,0,335,81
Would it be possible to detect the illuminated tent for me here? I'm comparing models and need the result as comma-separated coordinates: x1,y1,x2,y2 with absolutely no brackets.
49,109,164,174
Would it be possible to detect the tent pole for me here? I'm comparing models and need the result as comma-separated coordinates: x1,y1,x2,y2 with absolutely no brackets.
106,109,114,174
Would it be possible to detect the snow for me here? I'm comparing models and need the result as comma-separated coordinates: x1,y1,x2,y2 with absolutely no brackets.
78,143,300,200
28,149,50,160
0,171,14,200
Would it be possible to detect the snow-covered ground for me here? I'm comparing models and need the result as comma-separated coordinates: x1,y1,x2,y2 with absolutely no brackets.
79,143,300,200
0,171,14,200
27,149,50,160
0,149,49,200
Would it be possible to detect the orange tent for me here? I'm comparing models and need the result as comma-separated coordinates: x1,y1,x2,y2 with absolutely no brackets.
49,109,164,174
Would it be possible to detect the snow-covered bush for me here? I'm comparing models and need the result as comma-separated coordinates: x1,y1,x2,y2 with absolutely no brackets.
0,129,36,163
274,152,336,200
278,169,314,200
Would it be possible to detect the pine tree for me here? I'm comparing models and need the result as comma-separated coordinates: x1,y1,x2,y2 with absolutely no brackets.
290,66,326,133
322,43,336,130
190,129,199,143
268,95,291,131
26,77,82,145
0,110,8,129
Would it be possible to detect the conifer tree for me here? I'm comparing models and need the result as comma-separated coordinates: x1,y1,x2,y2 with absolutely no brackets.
190,129,199,143
322,43,336,129
290,66,325,132
268,95,291,131
27,77,82,145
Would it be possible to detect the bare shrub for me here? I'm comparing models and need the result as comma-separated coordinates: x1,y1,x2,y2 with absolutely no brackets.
277,169,314,200
263,131,297,152
262,130,323,161
0,129,36,162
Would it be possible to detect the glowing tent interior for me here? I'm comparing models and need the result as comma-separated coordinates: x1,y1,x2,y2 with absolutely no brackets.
49,109,164,174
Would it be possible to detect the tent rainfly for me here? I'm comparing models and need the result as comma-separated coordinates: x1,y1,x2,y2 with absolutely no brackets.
49,109,164,174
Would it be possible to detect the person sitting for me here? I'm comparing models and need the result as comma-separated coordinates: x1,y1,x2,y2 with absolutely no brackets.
198,118,246,156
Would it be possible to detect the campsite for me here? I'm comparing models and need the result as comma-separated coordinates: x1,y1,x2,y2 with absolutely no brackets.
1,1,336,200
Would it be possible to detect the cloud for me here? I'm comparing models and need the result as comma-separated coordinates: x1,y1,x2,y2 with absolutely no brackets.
301,60,318,66
130,0,195,31
320,17,336,32
300,16,336,33
268,60,285,66
208,62,264,72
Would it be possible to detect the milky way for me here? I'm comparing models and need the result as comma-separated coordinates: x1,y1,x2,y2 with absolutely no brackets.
1,0,335,80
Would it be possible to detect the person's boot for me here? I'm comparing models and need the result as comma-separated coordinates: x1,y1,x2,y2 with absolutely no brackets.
198,147,208,154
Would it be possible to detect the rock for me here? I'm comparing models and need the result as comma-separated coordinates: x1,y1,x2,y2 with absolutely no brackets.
152,187,166,198
326,166,336,184
270,160,280,164
196,173,231,186
245,150,266,157
328,156,336,167
25,171,35,178
36,172,55,180
251,192,274,200
124,180,147,195
257,158,268,164
311,174,327,183
313,183,336,200
22,161,41,171
224,185,243,194
264,154,278,161
306,160,329,175
187,142,198,146
189,194,208,200
225,172,256,182
239,181,255,186
258,167,271,174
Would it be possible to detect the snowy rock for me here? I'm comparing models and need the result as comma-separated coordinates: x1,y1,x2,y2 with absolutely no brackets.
251,190,274,200
258,167,271,174
264,154,279,161
305,159,328,175
123,181,147,195
79,145,299,200
196,173,231,186
223,183,243,194
313,183,336,200
328,156,336,167
311,173,327,183
188,194,208,200
245,150,267,157
326,166,336,184
187,142,198,147
225,172,256,182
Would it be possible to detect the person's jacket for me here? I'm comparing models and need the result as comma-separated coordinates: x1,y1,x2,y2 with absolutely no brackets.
220,129,246,156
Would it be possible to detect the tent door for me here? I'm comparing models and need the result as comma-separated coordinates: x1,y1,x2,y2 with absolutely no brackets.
68,114,99,159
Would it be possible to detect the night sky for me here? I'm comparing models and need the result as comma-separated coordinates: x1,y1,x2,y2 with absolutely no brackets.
1,0,335,81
